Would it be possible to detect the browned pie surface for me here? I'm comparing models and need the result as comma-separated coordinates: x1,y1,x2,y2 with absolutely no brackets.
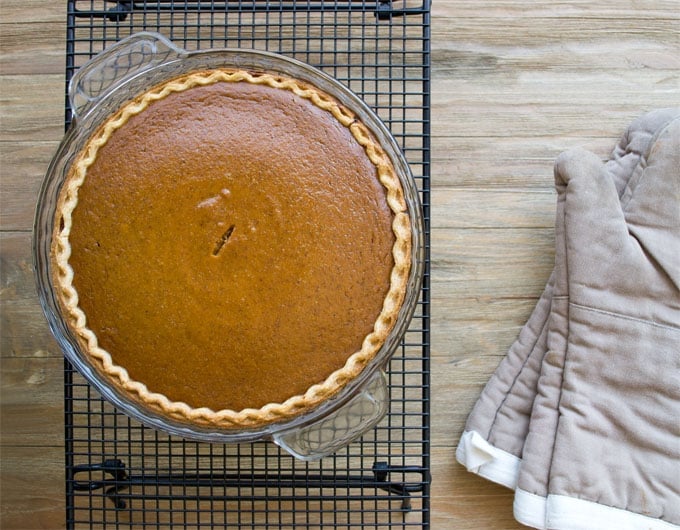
65,77,396,412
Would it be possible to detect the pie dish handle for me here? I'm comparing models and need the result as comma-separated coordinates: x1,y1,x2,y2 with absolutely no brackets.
69,31,185,120
272,370,390,460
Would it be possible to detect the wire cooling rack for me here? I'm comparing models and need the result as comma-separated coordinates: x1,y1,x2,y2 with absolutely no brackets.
63,1,431,527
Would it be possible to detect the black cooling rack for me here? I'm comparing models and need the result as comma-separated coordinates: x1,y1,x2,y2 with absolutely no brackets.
63,1,431,527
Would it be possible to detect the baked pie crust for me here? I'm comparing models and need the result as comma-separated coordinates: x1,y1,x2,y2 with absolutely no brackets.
52,68,412,429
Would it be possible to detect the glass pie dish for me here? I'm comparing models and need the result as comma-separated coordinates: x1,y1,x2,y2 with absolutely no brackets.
33,32,424,460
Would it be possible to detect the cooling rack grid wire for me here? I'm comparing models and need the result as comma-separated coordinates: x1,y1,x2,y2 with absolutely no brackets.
63,1,431,527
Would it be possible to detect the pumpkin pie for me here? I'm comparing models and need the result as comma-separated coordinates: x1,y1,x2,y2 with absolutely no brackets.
51,68,412,429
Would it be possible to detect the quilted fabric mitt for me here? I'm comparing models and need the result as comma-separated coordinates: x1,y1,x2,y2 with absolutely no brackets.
456,108,680,492
515,114,680,529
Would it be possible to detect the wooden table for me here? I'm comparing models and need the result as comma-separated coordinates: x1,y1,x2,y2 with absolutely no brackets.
1,1,678,528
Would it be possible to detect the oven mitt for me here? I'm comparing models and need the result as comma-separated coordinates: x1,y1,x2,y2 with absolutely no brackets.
455,107,680,491
515,114,680,530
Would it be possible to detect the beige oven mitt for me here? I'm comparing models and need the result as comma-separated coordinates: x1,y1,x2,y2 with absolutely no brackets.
455,108,680,491
515,115,680,530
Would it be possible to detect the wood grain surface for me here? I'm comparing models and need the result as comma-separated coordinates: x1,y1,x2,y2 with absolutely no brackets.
1,1,679,528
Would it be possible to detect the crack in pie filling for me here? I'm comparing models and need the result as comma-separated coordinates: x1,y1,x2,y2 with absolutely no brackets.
52,68,412,429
